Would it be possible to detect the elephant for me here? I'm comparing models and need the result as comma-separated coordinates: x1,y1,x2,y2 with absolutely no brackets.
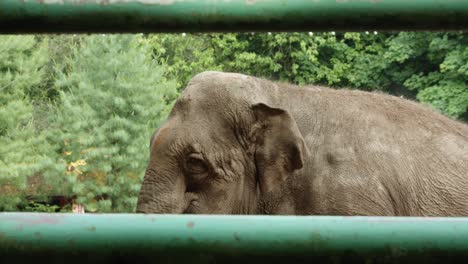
137,71,468,216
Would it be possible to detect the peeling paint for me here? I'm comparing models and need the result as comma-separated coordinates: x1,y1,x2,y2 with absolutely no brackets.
244,0,271,6
332,0,383,3
36,0,64,3
32,0,181,5
34,0,182,4
7,215,60,226
34,232,42,239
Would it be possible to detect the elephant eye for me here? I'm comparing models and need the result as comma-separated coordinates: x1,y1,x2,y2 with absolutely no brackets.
186,155,208,175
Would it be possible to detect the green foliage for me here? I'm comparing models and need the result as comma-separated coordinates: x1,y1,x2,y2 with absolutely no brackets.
143,33,222,91
48,34,177,212
24,202,60,212
0,36,59,211
0,34,177,212
0,32,466,213
417,81,468,119
147,32,467,121
397,33,468,119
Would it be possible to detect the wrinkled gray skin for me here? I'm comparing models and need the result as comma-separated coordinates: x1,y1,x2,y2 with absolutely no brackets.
137,71,468,216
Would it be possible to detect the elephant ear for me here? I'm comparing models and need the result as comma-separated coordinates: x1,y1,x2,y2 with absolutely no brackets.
250,103,308,194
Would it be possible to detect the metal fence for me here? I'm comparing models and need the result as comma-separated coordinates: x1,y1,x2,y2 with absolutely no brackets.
1,1,467,262
2,213,468,262
0,0,467,33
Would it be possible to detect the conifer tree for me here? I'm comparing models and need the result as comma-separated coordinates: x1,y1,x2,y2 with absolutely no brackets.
0,36,59,210
50,35,177,212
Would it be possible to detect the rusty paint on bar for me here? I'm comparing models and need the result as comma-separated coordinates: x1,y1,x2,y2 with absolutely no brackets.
0,0,468,33
38,0,172,4
2,213,468,255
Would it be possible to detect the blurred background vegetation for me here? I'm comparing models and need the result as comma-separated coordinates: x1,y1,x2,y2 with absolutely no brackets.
0,32,467,213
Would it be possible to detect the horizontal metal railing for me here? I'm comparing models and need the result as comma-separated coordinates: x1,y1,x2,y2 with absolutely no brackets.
2,213,468,258
0,0,468,33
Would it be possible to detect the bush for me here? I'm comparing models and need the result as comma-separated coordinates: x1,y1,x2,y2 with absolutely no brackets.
0,36,59,211
48,34,177,212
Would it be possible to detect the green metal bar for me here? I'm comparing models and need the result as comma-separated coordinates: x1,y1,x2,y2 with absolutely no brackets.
2,213,468,258
0,0,468,33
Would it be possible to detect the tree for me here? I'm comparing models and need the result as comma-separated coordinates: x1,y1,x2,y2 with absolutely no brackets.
142,33,222,91
395,33,468,120
0,36,59,211
146,32,467,121
1,32,465,213
49,34,177,212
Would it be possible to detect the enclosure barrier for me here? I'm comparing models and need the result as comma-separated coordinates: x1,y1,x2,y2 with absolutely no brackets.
1,213,468,262
1,0,468,33
2,1,468,263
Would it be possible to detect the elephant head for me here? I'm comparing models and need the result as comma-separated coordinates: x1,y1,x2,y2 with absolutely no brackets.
136,71,308,214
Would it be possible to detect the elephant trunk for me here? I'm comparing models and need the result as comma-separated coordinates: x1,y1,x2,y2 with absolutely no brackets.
136,167,186,214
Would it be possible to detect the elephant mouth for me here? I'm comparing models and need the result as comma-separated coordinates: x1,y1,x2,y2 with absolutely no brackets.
183,193,199,214
183,201,199,214
183,207,196,214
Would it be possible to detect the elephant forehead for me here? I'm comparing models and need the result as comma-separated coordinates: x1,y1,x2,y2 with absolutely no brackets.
153,127,169,147
151,119,211,150
152,120,176,148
